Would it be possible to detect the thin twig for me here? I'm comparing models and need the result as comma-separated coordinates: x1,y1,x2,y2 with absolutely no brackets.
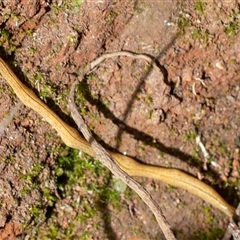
68,51,176,240
0,101,22,135
223,203,240,240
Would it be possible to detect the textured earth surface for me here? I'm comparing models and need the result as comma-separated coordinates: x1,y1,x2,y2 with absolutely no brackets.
0,1,239,239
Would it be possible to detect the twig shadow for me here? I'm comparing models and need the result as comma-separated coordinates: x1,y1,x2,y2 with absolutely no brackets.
75,32,237,208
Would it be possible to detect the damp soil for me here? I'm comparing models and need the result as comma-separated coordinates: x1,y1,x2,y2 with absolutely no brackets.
0,1,239,239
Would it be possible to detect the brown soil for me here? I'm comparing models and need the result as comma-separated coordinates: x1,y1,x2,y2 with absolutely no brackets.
0,0,239,239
